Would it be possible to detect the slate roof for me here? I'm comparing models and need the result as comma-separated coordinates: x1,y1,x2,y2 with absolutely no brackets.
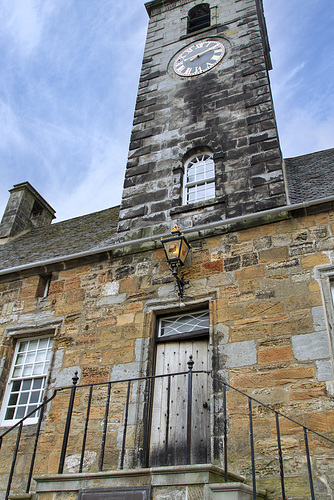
0,206,119,272
285,148,334,204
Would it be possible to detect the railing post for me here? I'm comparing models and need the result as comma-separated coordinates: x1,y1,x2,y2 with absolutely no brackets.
58,371,79,474
164,375,171,466
275,412,286,499
79,384,93,473
100,381,111,472
120,381,131,470
142,377,152,468
248,398,256,500
223,383,228,483
186,355,194,465
5,422,22,500
304,427,315,500
26,397,46,492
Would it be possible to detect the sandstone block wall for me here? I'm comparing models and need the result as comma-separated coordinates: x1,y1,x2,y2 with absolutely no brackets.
0,207,334,498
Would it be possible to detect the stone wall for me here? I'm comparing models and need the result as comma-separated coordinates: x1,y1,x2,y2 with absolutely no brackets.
1,206,334,498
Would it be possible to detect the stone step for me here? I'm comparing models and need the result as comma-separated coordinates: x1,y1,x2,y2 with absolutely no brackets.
206,482,267,500
14,465,267,500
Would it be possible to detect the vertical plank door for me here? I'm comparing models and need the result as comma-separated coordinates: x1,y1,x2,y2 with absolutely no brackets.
150,339,210,466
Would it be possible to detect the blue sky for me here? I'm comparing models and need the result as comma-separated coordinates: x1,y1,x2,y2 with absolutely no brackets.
0,0,333,222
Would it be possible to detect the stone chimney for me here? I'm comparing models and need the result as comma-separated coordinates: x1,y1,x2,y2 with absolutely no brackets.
0,182,56,239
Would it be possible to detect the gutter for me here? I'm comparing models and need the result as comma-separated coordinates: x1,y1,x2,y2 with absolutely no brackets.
1,195,334,277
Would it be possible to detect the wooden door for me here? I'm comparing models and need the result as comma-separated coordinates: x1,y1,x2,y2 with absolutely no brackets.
150,339,210,466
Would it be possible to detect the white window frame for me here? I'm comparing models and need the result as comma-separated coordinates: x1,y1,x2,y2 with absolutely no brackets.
183,153,215,205
0,335,53,426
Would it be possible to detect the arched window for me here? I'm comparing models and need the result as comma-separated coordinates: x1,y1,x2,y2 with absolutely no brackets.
187,4,211,33
184,152,215,204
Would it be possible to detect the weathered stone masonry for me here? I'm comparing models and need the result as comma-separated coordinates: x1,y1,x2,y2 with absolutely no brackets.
1,204,334,497
118,0,285,236
1,0,334,498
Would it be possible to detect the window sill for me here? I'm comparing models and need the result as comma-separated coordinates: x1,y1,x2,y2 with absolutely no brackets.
170,196,226,215
0,421,39,431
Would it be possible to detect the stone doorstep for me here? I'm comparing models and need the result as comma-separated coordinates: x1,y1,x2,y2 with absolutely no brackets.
206,483,267,500
33,464,247,495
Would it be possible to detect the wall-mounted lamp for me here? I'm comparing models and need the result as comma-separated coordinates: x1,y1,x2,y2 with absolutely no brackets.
161,225,191,300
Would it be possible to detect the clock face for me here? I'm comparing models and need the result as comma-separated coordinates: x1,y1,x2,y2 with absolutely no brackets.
173,39,225,77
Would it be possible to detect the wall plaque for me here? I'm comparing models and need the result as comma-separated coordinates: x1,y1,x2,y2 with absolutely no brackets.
78,486,151,499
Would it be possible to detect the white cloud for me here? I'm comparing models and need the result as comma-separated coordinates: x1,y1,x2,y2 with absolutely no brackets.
53,139,127,222
0,100,27,150
270,62,306,103
280,108,334,158
0,0,57,57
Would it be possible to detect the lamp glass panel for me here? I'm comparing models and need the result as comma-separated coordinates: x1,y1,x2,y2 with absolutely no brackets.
179,239,190,264
163,239,181,261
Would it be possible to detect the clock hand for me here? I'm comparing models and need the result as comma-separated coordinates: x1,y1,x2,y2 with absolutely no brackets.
183,47,214,61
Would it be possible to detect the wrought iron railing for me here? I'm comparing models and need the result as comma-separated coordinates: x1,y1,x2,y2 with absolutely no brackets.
1,359,334,500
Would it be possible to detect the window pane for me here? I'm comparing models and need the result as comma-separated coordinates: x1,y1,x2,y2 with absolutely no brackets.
205,159,214,174
15,354,25,365
187,166,196,183
5,408,15,420
39,338,49,349
19,393,29,405
13,366,22,378
23,365,33,376
28,340,38,351
27,405,38,415
22,380,32,391
33,363,43,375
9,393,18,406
15,407,25,420
197,185,206,201
33,378,43,390
12,380,21,391
188,191,196,203
36,350,46,362
29,391,40,404
18,342,28,353
26,352,36,364
207,183,215,198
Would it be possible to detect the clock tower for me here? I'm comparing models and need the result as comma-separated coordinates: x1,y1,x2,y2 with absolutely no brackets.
118,0,285,237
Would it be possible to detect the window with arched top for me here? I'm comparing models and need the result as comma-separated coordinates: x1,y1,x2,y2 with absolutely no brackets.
184,152,215,204
187,4,211,33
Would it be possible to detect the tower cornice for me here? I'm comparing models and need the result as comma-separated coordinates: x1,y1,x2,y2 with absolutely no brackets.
145,0,181,16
